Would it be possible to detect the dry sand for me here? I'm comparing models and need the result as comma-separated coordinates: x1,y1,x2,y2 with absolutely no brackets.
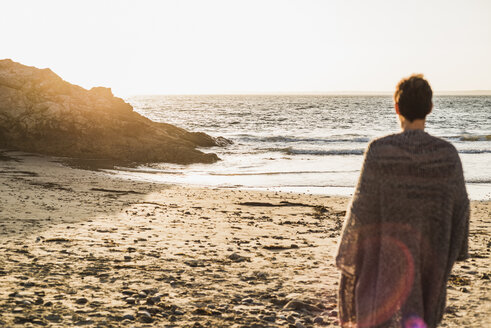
0,151,489,327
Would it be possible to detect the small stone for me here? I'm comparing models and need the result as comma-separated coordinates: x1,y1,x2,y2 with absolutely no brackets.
150,295,161,303
460,287,470,293
74,319,95,325
262,315,276,322
122,314,135,321
329,309,338,317
44,301,53,307
12,307,23,313
250,324,265,328
138,310,153,323
75,297,88,305
284,299,320,312
32,319,47,326
228,252,248,262
138,291,147,298
242,298,253,304
295,321,306,328
14,316,30,324
124,255,132,261
314,316,325,324
193,308,212,315
34,298,44,305
142,288,158,295
125,297,136,304
45,314,62,322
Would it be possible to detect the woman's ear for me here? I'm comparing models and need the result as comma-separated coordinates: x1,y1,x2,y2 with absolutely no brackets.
395,103,400,115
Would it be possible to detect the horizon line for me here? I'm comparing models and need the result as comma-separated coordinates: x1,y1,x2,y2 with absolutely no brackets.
122,90,491,97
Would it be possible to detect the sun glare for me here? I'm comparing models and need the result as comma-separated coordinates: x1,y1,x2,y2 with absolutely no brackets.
1,0,490,96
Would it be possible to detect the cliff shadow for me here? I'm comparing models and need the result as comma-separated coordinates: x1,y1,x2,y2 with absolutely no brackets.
0,150,170,240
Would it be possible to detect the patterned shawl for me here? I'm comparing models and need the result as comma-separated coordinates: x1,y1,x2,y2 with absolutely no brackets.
336,130,469,328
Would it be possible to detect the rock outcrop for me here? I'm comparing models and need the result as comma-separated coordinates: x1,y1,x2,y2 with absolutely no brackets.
0,59,230,165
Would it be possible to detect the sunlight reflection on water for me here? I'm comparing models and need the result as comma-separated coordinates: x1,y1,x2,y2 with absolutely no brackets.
122,95,490,200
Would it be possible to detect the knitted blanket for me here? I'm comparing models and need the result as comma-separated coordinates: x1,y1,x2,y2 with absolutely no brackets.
336,130,469,328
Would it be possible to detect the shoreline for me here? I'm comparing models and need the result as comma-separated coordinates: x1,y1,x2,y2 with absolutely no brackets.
100,163,490,202
0,151,489,327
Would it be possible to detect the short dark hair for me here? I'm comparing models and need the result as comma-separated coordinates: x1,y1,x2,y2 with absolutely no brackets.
394,74,433,122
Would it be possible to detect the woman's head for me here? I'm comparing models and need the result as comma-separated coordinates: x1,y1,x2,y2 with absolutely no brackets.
394,74,433,122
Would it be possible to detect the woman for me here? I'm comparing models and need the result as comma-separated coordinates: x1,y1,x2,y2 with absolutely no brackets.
336,74,469,328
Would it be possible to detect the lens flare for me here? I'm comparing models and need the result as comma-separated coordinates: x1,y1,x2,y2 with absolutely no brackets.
404,315,428,328
357,235,415,327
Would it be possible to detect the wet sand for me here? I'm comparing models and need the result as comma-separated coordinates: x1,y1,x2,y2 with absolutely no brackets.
0,151,489,327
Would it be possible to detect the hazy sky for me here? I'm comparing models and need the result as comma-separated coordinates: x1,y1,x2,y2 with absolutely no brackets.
2,0,490,96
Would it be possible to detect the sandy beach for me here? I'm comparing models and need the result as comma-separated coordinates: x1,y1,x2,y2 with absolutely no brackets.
0,151,489,327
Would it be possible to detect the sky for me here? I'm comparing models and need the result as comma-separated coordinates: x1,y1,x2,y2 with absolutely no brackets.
2,0,491,96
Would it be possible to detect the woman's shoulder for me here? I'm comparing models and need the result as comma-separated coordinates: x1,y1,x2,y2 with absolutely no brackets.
367,131,459,158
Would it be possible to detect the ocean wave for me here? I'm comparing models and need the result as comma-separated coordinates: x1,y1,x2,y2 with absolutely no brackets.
458,149,491,154
236,135,370,144
264,147,490,156
111,167,184,175
443,134,491,141
459,134,491,141
266,147,365,156
467,178,491,184
209,170,358,176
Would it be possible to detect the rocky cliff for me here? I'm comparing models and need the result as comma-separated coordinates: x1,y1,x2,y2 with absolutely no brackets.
0,59,229,164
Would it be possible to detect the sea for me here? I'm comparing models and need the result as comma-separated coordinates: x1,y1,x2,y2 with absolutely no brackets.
113,95,490,200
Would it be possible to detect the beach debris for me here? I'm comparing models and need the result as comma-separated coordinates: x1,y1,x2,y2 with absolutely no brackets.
122,313,135,321
137,310,153,323
238,201,316,207
28,181,72,191
294,321,306,328
43,238,70,243
45,314,62,322
0,170,38,177
228,252,250,262
283,299,323,313
263,244,299,250
448,274,471,286
90,188,143,194
75,297,88,305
